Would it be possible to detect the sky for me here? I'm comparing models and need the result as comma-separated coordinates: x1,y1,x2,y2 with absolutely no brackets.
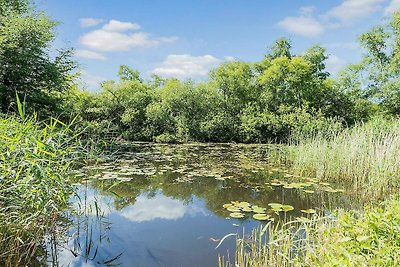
37,0,400,91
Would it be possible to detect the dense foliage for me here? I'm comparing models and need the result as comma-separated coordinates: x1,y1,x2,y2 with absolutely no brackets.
73,47,349,143
67,12,400,143
0,112,82,266
221,197,400,267
0,0,76,116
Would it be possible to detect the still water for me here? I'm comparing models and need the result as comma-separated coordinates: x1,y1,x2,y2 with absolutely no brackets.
50,143,353,267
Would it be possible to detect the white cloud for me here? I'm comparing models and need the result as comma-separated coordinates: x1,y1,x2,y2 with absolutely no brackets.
326,54,347,76
120,195,187,222
279,1,386,37
153,54,222,79
75,49,107,60
325,0,386,24
300,6,316,16
79,18,104,28
102,20,141,32
278,16,325,37
385,0,400,15
79,19,177,52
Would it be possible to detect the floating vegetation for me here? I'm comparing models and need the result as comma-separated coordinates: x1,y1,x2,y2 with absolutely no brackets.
268,203,294,212
229,212,245,218
301,209,316,214
253,214,271,221
252,206,267,213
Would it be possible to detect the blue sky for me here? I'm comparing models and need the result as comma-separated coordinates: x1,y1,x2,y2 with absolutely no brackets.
38,0,400,90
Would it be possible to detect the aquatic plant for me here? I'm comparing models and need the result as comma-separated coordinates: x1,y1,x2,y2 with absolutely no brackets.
272,117,400,199
0,111,83,266
219,197,400,266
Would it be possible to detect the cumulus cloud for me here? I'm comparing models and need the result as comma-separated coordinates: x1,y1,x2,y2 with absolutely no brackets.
385,0,400,15
79,19,177,52
300,6,316,16
279,0,387,37
278,16,325,37
325,0,386,24
153,54,222,79
120,195,188,222
75,49,107,60
102,20,141,32
79,18,104,28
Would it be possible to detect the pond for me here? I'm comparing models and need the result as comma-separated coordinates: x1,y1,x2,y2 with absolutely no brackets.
49,143,355,267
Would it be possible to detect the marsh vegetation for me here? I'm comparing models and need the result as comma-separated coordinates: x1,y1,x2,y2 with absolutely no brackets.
1,0,400,266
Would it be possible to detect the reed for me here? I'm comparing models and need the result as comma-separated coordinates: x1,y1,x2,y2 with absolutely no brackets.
0,111,83,266
272,117,400,198
220,197,400,267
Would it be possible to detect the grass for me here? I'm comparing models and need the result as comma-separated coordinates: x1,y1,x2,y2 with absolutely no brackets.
220,117,400,267
271,117,400,199
220,197,400,267
0,113,83,266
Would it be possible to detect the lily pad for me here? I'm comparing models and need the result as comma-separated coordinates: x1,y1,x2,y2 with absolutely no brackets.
223,203,233,209
230,212,245,218
281,205,294,212
253,214,270,221
268,203,283,209
227,207,241,212
236,201,250,208
303,190,315,194
301,209,316,214
252,206,267,213
242,207,253,212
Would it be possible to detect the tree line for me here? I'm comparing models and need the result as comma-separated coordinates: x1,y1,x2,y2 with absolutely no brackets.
1,0,400,143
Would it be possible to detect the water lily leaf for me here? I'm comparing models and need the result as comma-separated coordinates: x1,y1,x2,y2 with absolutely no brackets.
252,206,267,213
303,190,315,194
282,205,294,212
223,204,233,209
301,209,316,214
253,214,270,221
236,201,250,208
227,207,241,212
242,207,253,212
268,203,283,209
230,212,245,218
270,183,282,186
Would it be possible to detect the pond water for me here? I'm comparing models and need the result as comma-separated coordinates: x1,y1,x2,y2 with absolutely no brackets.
50,143,354,267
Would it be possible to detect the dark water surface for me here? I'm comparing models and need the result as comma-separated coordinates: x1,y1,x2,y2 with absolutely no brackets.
50,143,353,267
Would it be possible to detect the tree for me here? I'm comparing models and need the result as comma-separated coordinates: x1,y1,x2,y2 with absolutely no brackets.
0,0,76,115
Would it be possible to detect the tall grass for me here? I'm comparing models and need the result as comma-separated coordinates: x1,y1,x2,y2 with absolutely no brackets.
0,113,82,266
272,117,400,198
220,197,400,267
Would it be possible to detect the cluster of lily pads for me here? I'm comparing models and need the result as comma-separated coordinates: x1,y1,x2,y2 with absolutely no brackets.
266,176,345,194
223,201,319,221
223,201,298,221
71,143,270,185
